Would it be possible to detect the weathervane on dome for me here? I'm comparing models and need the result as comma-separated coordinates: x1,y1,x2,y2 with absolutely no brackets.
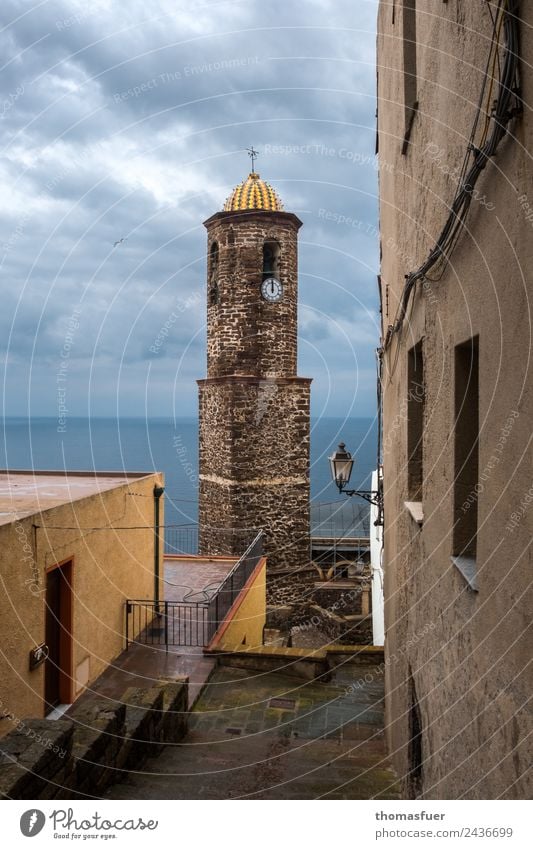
246,146,259,173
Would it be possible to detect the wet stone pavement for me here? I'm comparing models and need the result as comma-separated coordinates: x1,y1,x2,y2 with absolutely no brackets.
106,661,401,800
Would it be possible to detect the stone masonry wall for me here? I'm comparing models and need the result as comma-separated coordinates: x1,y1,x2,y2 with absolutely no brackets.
377,1,533,799
198,207,311,574
0,680,188,799
204,210,301,378
198,376,311,571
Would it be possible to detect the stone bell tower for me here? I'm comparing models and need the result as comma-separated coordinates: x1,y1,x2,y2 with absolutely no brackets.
197,165,311,572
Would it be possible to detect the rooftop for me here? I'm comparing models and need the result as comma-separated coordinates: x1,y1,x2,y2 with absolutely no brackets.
164,556,237,603
0,469,153,525
224,171,283,212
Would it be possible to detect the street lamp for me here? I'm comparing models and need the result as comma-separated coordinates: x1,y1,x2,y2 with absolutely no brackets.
329,442,383,524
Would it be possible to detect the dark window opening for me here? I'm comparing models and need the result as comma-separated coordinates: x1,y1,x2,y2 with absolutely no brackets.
453,336,479,559
209,241,219,281
208,241,219,306
262,240,280,282
402,0,418,153
407,670,423,799
407,341,424,501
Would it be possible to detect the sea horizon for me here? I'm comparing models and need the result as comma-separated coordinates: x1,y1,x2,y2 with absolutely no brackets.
0,415,378,535
1,414,375,421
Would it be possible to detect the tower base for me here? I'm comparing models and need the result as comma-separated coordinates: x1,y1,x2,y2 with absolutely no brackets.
198,375,311,572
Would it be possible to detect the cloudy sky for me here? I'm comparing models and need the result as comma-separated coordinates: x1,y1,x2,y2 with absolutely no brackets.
1,0,380,420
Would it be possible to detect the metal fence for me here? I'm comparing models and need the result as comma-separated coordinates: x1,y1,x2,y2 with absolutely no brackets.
165,504,371,556
125,599,209,649
126,531,264,650
164,525,260,557
165,525,198,555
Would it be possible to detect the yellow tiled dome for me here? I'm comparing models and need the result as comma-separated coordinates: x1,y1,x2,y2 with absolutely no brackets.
224,172,283,212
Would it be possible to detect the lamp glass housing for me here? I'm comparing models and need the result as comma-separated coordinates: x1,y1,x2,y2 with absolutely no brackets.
329,442,354,490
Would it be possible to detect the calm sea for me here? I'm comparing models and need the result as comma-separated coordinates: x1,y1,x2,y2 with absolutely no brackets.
0,417,377,531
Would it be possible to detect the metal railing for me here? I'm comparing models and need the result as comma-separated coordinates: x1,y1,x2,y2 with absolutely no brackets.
165,525,198,555
125,599,209,650
126,531,264,650
164,525,259,557
165,502,370,555
206,531,264,641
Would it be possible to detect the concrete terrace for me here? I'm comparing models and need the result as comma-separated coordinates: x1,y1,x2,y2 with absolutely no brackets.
105,659,400,800
0,469,151,525
163,556,236,602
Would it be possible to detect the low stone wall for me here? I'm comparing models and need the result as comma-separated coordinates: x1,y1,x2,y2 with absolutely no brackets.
326,646,385,668
207,644,385,679
208,644,330,680
0,679,188,800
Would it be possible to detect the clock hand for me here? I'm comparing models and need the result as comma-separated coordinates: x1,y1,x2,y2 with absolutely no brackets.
270,280,274,294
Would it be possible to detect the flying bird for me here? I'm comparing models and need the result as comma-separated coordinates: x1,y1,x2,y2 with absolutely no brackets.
113,237,128,248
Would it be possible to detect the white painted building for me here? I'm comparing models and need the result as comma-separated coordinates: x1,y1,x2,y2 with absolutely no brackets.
370,468,384,646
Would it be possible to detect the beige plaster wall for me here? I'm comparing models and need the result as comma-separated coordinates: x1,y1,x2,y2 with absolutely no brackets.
208,558,267,651
0,472,163,732
377,1,532,798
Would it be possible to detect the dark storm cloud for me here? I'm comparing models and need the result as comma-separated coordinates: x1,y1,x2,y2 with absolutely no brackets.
1,0,380,417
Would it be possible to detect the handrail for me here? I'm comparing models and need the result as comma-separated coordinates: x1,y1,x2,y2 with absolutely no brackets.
125,598,210,650
126,598,209,606
126,530,265,648
206,531,264,643
216,530,264,591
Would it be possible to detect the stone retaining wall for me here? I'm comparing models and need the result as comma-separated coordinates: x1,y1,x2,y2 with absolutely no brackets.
267,572,373,644
0,679,188,800
207,643,385,679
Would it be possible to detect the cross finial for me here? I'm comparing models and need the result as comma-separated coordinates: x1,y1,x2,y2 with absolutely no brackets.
246,146,259,173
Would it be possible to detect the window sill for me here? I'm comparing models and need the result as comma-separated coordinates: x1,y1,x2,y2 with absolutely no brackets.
404,501,424,525
451,556,478,592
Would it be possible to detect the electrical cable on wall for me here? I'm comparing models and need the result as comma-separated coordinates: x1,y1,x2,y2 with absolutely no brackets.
383,0,521,354
33,522,261,531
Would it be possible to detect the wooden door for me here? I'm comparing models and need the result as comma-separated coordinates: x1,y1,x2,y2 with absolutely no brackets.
44,561,73,713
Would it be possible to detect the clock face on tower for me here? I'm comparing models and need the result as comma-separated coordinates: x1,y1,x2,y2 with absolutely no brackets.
261,277,283,303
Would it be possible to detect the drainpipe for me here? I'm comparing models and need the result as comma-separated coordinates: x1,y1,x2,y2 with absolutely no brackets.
153,485,165,606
